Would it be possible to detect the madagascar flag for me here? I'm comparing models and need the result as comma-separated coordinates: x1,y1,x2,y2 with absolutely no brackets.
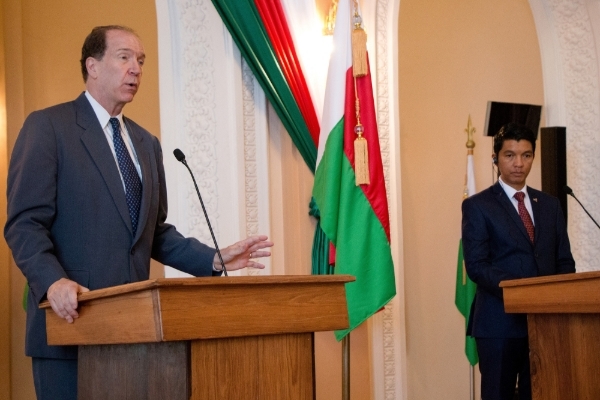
312,0,396,340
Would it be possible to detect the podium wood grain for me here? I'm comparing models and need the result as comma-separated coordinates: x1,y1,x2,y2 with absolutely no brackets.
42,275,352,345
78,342,189,400
501,271,600,400
41,275,352,400
191,334,313,400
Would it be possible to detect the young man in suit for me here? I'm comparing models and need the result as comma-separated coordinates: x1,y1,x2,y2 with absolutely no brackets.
5,25,273,400
461,123,575,400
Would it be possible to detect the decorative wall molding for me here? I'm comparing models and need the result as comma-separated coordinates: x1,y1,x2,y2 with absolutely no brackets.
242,59,258,238
241,59,263,277
374,1,398,398
368,0,407,399
530,0,600,271
176,0,220,244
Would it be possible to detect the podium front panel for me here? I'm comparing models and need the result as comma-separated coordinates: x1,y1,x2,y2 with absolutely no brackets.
191,334,313,400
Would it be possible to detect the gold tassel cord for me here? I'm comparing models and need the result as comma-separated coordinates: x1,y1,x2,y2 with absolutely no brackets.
353,76,370,185
351,3,367,77
354,127,369,185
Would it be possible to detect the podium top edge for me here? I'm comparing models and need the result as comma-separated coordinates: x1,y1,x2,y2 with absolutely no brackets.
40,274,355,309
500,270,600,288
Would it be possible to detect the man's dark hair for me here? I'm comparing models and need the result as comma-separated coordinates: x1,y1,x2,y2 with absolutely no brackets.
80,25,137,82
493,122,537,156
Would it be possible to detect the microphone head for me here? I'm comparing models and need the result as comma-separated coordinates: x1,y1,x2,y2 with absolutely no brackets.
563,185,573,195
173,148,186,162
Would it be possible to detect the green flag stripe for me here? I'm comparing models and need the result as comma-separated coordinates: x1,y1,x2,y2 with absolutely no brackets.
210,0,317,171
313,118,396,340
455,239,479,365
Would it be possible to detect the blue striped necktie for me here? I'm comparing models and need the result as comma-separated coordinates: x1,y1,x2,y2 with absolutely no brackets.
109,118,142,236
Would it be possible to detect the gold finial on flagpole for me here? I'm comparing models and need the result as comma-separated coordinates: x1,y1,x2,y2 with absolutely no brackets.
463,115,476,200
465,115,476,155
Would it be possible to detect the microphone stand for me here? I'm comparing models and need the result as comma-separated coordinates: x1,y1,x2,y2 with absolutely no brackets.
565,186,600,230
174,149,228,276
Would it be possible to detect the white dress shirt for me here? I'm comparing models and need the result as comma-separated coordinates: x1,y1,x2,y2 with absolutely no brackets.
498,177,535,225
84,91,143,189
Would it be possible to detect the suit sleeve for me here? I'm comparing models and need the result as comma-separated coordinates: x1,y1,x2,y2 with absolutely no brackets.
461,198,519,298
4,111,68,304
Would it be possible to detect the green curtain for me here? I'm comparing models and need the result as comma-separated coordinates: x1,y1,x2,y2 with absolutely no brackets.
210,0,317,172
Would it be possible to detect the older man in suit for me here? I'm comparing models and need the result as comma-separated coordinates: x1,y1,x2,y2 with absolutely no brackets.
461,123,575,400
5,25,273,400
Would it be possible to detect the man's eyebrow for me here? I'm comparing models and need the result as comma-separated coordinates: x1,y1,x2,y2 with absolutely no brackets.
115,48,146,58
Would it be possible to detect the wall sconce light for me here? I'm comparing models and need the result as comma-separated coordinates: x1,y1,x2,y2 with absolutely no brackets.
323,0,338,35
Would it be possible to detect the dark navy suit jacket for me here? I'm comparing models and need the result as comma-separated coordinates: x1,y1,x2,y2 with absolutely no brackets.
5,93,218,359
461,182,575,338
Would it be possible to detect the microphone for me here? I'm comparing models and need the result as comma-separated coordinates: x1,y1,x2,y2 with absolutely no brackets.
564,185,600,230
173,148,228,276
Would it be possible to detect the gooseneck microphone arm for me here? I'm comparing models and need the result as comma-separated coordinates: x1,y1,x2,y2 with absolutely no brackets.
173,149,228,276
564,185,600,230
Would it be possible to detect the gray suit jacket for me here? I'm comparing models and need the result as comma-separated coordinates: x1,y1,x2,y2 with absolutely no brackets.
5,93,218,358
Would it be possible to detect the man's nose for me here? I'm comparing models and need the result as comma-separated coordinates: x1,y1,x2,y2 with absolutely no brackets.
514,156,524,166
130,62,142,75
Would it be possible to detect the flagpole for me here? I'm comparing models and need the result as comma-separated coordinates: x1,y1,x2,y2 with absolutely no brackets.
465,115,477,400
470,365,475,400
342,334,350,400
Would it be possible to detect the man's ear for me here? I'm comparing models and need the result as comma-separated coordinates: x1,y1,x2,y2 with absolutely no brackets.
85,57,98,80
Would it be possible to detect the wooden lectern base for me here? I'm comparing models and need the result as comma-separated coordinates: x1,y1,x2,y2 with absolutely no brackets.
79,342,189,400
192,334,313,399
528,314,600,400
79,333,314,400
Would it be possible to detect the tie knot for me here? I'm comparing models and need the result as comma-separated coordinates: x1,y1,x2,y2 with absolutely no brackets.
109,118,120,135
514,191,525,202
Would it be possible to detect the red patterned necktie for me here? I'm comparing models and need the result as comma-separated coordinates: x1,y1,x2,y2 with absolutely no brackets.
514,191,534,243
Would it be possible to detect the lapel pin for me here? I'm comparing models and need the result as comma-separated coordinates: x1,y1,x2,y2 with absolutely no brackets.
533,198,538,202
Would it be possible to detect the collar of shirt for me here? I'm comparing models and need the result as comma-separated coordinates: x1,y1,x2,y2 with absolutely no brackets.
84,91,142,181
84,91,124,130
498,177,535,225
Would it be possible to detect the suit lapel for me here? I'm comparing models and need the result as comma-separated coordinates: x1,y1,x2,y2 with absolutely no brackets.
76,94,133,234
492,182,533,245
124,118,151,243
528,188,541,243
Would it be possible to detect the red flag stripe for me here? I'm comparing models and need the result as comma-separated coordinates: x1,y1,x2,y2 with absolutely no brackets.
253,0,320,145
342,58,391,240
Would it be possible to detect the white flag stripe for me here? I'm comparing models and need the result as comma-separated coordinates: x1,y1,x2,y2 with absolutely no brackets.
316,0,353,167
466,154,476,197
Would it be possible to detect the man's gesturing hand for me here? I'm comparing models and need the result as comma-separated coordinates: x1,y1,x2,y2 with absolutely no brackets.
47,278,90,323
214,235,274,272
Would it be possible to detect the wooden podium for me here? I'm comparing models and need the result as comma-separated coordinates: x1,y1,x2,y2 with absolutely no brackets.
501,271,600,400
41,275,353,400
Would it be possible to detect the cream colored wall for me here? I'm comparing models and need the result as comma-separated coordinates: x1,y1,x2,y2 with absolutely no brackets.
399,1,543,399
3,1,159,399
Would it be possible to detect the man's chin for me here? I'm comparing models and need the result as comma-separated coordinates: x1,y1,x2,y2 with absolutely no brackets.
121,94,136,103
